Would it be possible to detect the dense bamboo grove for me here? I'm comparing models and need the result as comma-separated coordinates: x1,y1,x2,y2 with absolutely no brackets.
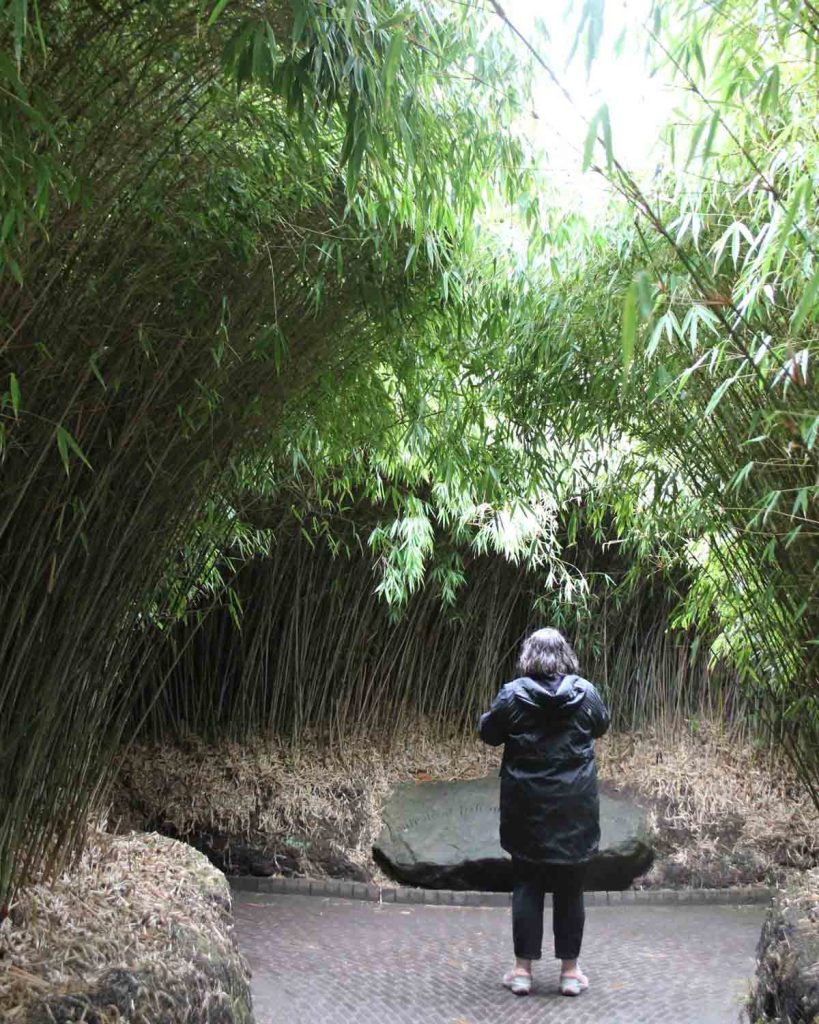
134,522,745,745
0,0,532,902
273,0,819,798
0,0,817,904
557,1,819,800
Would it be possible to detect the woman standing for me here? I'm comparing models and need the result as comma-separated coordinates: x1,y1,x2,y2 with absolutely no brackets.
479,627,610,997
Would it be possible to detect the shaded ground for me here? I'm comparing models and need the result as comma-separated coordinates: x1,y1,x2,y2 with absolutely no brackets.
234,891,763,1024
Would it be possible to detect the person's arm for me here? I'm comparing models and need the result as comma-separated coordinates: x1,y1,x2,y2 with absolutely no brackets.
582,682,610,739
478,685,513,746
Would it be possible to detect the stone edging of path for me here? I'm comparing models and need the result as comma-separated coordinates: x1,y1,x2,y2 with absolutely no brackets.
229,874,773,908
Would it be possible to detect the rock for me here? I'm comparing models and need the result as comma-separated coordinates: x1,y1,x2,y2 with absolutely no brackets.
749,868,819,1024
373,775,654,891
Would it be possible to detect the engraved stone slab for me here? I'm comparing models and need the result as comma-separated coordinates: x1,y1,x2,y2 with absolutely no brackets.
373,775,654,891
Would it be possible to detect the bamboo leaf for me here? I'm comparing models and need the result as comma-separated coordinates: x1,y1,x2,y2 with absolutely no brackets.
344,0,357,35
732,461,754,491
792,488,808,518
577,0,604,77
690,40,706,77
769,174,810,272
31,0,46,57
704,375,737,417
377,9,414,30
8,258,23,286
599,103,613,170
791,267,819,332
292,0,309,44
9,373,20,417
635,271,654,318
761,490,782,525
621,281,637,370
13,0,28,66
685,118,706,167
759,64,780,114
55,425,92,475
702,110,720,160
384,30,404,100
582,108,601,172
55,425,69,474
89,355,106,390
207,0,231,26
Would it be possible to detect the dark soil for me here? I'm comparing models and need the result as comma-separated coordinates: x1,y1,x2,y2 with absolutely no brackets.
160,823,374,882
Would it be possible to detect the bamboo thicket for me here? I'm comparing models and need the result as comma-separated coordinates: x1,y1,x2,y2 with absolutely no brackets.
134,518,743,746
0,0,531,902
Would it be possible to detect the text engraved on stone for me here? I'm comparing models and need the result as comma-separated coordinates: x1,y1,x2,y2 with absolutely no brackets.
400,802,499,832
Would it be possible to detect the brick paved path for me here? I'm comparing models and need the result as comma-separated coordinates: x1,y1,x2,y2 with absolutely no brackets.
233,891,763,1024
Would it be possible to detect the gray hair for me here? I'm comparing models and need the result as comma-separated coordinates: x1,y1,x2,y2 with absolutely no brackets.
517,627,579,679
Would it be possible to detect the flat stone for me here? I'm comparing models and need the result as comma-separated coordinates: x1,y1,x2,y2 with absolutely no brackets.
373,775,654,891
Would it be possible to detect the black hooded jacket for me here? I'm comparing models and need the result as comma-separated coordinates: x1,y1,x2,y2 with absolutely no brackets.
478,675,610,864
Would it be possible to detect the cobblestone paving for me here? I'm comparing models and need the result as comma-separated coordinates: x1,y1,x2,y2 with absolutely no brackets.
233,891,763,1024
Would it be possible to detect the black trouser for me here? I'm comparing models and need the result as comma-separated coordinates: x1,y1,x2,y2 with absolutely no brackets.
511,858,585,961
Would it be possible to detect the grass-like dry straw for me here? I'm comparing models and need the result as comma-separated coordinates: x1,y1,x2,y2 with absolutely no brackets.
597,724,818,887
115,719,818,889
0,831,250,1022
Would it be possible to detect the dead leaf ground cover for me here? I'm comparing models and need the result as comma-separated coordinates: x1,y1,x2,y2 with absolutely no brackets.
114,720,818,889
0,832,251,1022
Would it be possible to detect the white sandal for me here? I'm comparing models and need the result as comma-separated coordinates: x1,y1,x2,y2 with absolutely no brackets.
502,969,532,996
559,969,589,996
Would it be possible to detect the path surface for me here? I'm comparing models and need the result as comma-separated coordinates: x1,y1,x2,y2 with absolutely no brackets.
233,891,763,1024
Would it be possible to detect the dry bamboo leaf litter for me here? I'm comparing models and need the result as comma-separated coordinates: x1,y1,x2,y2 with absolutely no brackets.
113,727,503,878
0,831,251,1023
597,724,818,887
749,867,819,1023
4,724,817,1018
114,720,817,889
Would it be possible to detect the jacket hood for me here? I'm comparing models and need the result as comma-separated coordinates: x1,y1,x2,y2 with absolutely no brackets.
513,675,585,719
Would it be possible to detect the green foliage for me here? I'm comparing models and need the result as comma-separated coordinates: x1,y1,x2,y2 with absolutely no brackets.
0,0,817,904
134,512,738,746
0,0,535,902
247,0,819,808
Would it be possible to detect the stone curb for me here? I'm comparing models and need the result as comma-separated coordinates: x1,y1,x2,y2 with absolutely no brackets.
229,875,774,908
